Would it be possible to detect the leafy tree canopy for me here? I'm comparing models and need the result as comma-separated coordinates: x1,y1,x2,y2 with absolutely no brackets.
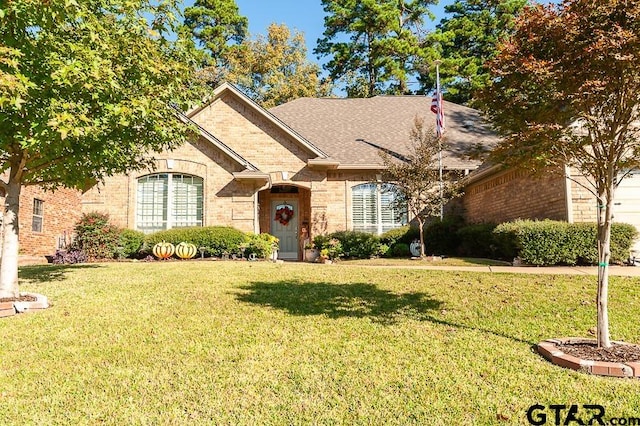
315,0,436,97
0,0,204,297
479,0,640,347
226,23,330,108
422,0,528,105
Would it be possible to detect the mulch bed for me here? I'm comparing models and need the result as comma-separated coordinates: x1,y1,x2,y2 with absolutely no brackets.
0,294,38,303
557,342,640,363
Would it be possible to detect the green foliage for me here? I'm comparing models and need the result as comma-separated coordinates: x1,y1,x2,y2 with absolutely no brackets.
315,0,436,96
329,231,383,259
242,233,279,259
225,23,329,107
423,216,465,256
145,226,248,257
183,0,248,59
456,223,497,258
313,235,344,260
118,229,146,259
73,212,120,260
423,0,528,104
493,220,638,266
389,243,411,258
380,226,420,247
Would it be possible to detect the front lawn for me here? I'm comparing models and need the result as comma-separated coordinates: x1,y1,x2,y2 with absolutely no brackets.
2,262,639,424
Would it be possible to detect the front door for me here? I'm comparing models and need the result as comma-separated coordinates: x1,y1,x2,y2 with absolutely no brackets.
271,200,298,260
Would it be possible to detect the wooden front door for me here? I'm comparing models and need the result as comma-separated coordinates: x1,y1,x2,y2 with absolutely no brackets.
271,199,298,260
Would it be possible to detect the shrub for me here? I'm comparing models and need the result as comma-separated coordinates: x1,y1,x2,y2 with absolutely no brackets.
242,233,279,259
423,215,465,256
73,212,120,260
145,226,249,257
52,249,87,264
492,220,638,266
389,243,411,257
457,223,497,258
330,230,383,259
380,226,419,247
313,235,344,260
118,229,146,259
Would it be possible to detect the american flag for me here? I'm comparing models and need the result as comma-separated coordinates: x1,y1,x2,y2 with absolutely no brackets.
431,91,445,138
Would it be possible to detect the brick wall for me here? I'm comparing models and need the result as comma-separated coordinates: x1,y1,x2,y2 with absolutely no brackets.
16,186,82,256
463,167,568,224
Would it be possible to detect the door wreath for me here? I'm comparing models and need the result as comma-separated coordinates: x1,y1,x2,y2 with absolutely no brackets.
275,204,294,226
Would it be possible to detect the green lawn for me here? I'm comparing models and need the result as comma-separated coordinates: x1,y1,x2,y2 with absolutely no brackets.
2,261,639,424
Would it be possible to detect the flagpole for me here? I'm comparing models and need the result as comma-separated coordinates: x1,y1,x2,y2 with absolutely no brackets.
434,60,444,221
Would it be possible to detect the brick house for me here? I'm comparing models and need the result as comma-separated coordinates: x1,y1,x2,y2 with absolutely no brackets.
81,83,497,260
0,185,82,258
463,164,640,252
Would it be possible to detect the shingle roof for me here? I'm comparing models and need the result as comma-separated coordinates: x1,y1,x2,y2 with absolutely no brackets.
269,96,499,170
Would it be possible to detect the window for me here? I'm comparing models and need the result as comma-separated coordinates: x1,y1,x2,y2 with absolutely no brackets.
32,199,44,233
352,183,407,234
136,173,203,233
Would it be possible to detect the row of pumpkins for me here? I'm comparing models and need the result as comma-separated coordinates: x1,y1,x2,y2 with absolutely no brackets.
152,241,198,260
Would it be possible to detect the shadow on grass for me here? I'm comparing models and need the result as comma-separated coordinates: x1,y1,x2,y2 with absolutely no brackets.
237,280,443,325
237,280,535,344
19,264,101,285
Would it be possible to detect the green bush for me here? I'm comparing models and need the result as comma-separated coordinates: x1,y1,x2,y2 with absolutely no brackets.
118,229,146,259
312,234,344,260
423,215,465,256
492,220,638,266
389,243,411,257
73,212,120,260
380,226,419,247
145,226,248,257
330,230,383,259
242,233,278,259
457,223,497,258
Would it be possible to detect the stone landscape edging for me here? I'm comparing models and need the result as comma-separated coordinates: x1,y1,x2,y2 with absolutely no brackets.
0,293,49,318
537,337,640,378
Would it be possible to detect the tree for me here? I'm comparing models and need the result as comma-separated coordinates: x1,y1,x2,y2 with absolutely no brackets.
421,0,528,104
380,117,461,257
0,0,203,298
479,0,640,347
183,0,248,86
225,23,330,108
315,0,436,97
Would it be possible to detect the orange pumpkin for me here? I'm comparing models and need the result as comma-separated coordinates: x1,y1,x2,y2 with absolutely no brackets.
153,241,175,259
175,242,197,259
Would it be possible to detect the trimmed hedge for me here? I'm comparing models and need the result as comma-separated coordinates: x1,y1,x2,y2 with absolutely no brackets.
330,230,383,259
118,229,146,259
457,223,497,258
423,215,465,256
492,220,638,266
145,226,249,257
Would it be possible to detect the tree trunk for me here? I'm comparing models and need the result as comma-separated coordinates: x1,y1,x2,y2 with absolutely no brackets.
418,218,426,257
0,179,21,299
596,190,614,348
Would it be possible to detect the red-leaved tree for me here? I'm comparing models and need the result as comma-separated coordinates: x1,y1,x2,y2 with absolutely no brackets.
479,0,640,347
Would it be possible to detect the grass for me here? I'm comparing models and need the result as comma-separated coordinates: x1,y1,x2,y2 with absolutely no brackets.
2,261,640,424
340,257,512,267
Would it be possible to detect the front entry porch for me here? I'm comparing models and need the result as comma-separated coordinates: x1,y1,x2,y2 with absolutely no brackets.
258,185,311,261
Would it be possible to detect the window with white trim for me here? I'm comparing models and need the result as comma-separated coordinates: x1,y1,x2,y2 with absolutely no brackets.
352,183,407,234
136,173,203,233
32,199,44,233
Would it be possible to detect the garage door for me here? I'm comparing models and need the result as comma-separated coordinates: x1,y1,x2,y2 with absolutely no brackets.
614,170,640,254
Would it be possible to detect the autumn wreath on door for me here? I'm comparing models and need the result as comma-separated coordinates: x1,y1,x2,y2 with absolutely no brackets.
275,203,294,226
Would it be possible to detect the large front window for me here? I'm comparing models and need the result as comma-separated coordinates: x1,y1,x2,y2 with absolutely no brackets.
136,173,203,233
352,183,407,234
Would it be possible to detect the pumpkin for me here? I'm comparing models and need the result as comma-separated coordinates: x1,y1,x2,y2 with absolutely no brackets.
152,241,175,259
175,242,197,259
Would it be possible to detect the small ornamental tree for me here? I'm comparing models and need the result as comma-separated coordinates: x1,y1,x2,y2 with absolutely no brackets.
479,0,640,347
0,0,203,298
380,116,462,257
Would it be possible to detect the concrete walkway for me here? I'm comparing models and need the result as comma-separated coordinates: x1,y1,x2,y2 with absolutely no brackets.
335,263,640,277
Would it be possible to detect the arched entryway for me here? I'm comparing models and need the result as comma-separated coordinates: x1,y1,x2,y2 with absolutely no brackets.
258,185,311,260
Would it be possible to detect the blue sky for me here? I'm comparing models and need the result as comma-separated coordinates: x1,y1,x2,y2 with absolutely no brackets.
183,0,456,63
